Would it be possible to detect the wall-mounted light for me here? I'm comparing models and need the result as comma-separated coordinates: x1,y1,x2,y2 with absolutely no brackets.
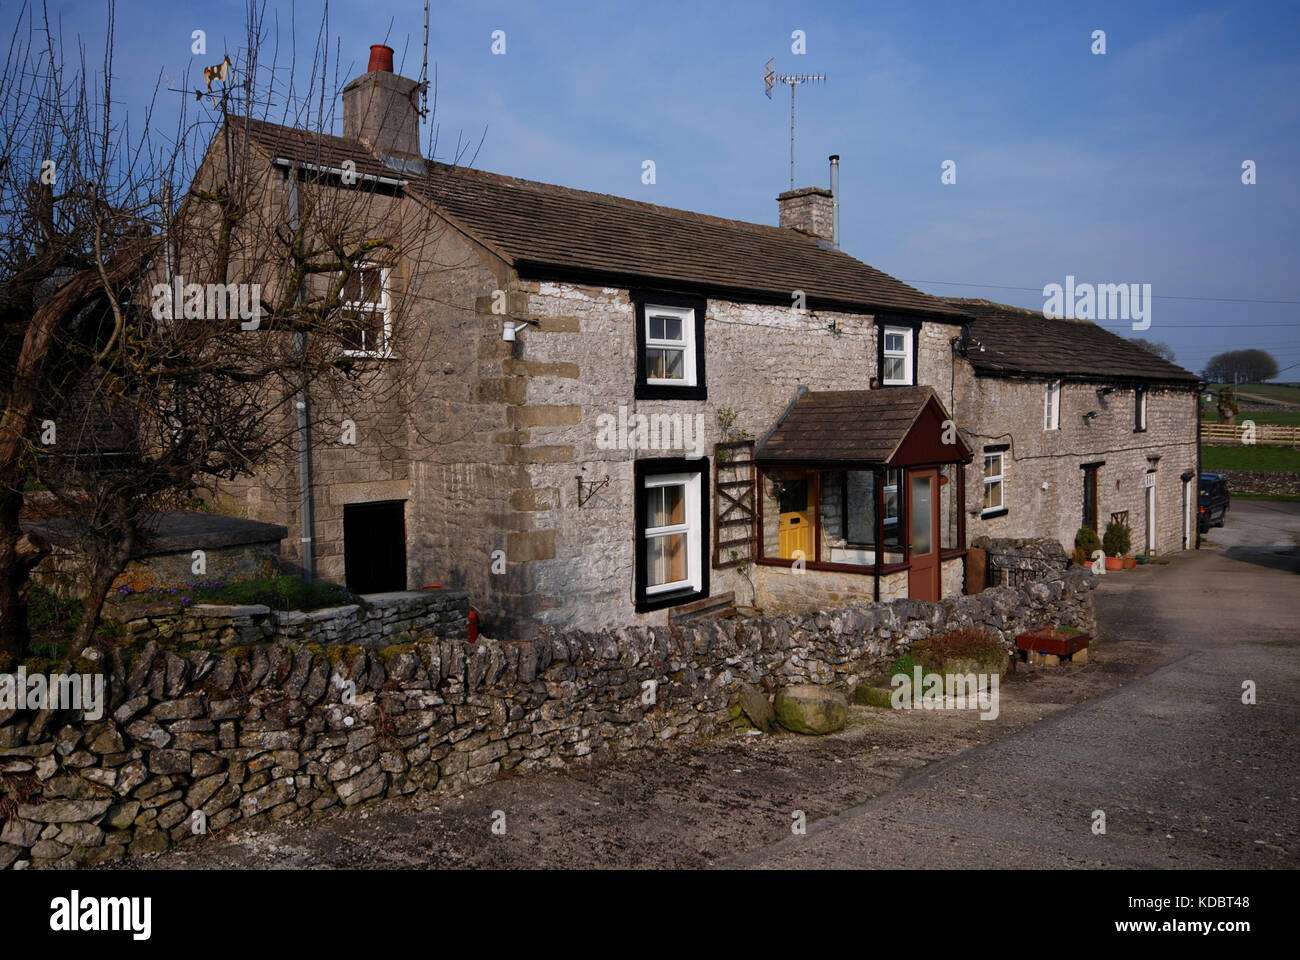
950,332,986,357
1083,410,1099,424
502,318,538,341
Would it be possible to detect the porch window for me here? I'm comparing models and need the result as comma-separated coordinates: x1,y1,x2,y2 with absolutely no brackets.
982,448,1005,517
882,326,914,385
761,466,912,570
940,462,959,550
817,470,878,564
340,265,390,355
881,467,904,562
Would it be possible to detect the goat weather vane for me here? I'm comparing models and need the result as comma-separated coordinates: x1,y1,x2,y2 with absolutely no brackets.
765,58,826,189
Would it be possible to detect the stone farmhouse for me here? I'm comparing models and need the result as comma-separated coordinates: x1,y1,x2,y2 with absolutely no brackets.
199,46,1199,640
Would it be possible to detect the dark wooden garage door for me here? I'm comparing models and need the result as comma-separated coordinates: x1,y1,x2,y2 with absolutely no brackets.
343,500,407,593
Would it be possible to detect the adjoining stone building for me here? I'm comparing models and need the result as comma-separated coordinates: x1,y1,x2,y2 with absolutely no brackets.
948,299,1202,559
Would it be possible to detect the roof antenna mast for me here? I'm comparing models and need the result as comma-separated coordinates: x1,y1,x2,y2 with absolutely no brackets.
765,58,826,189
419,0,430,119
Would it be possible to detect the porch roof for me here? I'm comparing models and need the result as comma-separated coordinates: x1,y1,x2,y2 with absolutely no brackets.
755,386,972,467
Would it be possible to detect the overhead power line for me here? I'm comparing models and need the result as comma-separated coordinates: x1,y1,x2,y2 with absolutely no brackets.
905,278,1300,307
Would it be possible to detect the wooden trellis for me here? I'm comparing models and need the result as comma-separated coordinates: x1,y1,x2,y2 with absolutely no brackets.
713,440,757,568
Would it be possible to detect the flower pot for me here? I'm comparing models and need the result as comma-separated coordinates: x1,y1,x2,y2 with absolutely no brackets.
1136,555,1150,565
1124,556,1137,569
1104,556,1124,571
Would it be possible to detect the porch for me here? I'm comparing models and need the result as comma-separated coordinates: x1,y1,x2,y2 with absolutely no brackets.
751,386,971,612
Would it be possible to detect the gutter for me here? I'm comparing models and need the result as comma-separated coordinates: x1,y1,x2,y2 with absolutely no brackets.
271,156,408,188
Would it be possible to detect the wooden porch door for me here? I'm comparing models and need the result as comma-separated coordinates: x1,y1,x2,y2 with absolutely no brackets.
907,469,940,601
777,474,813,560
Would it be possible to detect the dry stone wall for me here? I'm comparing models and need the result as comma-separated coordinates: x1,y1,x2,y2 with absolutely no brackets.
104,589,469,650
0,566,1095,869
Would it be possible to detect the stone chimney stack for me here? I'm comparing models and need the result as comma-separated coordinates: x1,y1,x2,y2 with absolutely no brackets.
778,186,835,244
342,44,421,158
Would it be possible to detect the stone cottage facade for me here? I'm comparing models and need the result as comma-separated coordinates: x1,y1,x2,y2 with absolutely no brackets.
194,48,1198,640
948,299,1202,559
195,50,988,639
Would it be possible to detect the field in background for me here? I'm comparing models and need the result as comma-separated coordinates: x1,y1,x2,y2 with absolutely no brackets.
1205,382,1300,406
1202,410,1300,425
1201,445,1300,472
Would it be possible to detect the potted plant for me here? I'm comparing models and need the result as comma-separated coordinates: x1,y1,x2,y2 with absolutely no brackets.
1073,526,1102,567
1102,521,1131,571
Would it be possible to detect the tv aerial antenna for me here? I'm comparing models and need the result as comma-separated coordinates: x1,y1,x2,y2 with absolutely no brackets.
418,0,431,119
765,58,826,189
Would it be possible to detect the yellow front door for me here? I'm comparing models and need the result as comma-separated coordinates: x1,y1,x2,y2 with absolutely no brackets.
777,474,813,560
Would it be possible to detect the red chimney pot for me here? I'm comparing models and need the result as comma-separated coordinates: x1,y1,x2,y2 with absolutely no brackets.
367,44,394,73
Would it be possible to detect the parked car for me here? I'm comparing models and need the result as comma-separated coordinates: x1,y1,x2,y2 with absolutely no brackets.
1199,472,1231,533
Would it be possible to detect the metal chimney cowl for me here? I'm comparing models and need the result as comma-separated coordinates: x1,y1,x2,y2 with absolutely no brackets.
829,154,840,250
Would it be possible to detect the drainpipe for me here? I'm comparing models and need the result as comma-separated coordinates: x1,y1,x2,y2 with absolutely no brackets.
829,155,840,250
284,167,315,582
1194,385,1202,551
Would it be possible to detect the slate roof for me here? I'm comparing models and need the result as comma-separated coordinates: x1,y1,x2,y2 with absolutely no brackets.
233,116,969,320
757,386,945,464
948,298,1200,384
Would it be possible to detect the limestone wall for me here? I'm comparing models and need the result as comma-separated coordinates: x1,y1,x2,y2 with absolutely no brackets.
0,567,1095,869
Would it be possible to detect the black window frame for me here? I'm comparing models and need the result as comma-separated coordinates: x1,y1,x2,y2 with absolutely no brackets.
1134,386,1148,433
634,456,711,612
633,290,707,401
876,316,923,387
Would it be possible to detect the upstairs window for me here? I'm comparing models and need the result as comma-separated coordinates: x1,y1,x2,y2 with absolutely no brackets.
882,326,914,385
340,265,390,355
1044,380,1061,430
634,293,707,400
645,306,694,384
1135,388,1148,432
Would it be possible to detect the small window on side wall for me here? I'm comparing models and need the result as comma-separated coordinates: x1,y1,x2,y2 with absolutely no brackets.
634,293,706,400
1135,387,1148,432
1044,380,1061,430
882,325,914,386
982,447,1007,518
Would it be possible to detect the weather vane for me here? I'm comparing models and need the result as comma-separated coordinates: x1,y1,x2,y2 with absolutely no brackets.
765,58,826,189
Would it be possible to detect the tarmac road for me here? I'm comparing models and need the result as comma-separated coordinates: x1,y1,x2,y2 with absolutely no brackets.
725,501,1300,868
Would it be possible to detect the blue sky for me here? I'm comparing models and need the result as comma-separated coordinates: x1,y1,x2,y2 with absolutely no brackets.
22,0,1300,378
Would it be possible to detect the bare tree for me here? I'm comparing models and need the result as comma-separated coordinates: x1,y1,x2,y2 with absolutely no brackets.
1,1,454,660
